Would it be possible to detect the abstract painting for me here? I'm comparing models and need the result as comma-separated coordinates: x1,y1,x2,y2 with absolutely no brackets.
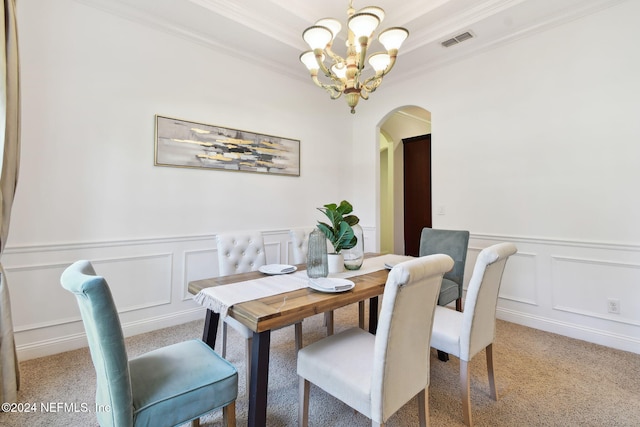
154,115,300,176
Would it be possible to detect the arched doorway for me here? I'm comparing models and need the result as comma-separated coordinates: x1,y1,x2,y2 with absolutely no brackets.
379,106,431,254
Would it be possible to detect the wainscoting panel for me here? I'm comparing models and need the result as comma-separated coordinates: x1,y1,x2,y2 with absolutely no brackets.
91,254,174,312
551,255,640,326
471,234,640,354
4,229,639,359
499,250,538,306
264,240,283,265
6,261,82,332
183,248,217,300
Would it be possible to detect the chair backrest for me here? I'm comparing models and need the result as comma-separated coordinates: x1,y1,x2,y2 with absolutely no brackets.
289,227,315,264
60,260,133,427
419,227,470,286
461,242,517,361
216,231,267,276
371,254,455,423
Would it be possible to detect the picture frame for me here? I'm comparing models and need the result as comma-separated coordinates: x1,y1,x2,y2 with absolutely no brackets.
154,115,300,177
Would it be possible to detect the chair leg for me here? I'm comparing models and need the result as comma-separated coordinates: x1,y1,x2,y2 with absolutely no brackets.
245,337,252,392
298,377,310,427
191,418,200,427
460,360,473,426
417,388,429,427
295,322,304,349
358,301,365,329
486,344,498,400
223,400,236,427
324,311,334,336
221,322,228,358
437,300,461,362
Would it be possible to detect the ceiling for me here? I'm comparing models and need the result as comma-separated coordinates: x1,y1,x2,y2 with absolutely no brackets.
78,0,622,85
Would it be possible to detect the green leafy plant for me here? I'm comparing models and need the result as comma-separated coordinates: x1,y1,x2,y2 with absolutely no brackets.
317,200,360,254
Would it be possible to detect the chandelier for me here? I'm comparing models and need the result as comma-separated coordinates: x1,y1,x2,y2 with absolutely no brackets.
300,1,409,114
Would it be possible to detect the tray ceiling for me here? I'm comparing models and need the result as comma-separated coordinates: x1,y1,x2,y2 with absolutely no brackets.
75,0,624,83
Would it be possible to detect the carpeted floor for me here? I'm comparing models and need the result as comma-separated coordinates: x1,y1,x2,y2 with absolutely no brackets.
2,304,639,426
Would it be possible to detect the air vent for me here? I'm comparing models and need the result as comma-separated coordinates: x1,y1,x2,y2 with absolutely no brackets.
441,31,474,48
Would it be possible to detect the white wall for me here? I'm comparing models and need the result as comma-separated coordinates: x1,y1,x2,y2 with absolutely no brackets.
8,0,359,359
351,1,640,353
8,0,640,358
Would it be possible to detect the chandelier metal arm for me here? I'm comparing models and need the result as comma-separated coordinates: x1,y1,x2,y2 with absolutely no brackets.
312,49,334,79
325,44,346,68
361,49,399,92
310,70,343,99
356,38,368,71
360,76,382,94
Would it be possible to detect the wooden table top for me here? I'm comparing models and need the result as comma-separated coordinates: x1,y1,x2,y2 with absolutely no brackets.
188,257,389,333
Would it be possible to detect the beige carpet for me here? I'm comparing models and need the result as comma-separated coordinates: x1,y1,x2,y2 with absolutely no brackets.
1,304,639,426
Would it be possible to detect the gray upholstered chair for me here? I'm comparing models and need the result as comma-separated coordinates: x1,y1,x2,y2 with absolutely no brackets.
298,254,455,427
420,227,470,362
419,227,470,312
430,242,517,426
289,227,365,334
216,231,302,390
60,260,237,427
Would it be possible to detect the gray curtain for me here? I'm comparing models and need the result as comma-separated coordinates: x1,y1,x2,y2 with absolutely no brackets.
0,0,20,404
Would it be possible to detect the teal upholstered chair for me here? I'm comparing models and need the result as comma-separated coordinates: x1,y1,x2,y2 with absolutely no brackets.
419,228,470,312
61,260,238,427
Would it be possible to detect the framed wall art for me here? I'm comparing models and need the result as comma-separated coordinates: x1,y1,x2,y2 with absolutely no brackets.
154,115,300,177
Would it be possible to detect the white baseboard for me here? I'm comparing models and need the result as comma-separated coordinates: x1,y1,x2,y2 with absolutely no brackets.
497,308,640,354
16,308,206,361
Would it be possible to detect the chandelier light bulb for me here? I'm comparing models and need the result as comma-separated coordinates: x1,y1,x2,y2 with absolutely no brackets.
357,6,385,23
368,52,390,72
303,26,334,50
348,12,380,40
331,63,347,79
378,27,409,51
315,18,342,41
300,51,321,71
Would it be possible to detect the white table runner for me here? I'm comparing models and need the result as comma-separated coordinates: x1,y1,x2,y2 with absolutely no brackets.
194,253,413,318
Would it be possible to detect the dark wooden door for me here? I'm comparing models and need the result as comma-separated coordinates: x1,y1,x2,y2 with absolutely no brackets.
403,134,432,256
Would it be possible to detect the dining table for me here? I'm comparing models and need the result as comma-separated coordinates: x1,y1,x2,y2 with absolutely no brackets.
188,253,412,427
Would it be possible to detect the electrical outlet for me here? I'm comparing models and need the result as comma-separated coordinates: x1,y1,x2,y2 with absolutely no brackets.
607,298,620,314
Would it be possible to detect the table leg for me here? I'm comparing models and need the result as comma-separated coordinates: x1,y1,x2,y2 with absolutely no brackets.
248,330,271,427
368,296,379,334
202,309,219,350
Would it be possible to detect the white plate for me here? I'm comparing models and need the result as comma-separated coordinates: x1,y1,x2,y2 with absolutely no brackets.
308,278,355,293
259,264,297,275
